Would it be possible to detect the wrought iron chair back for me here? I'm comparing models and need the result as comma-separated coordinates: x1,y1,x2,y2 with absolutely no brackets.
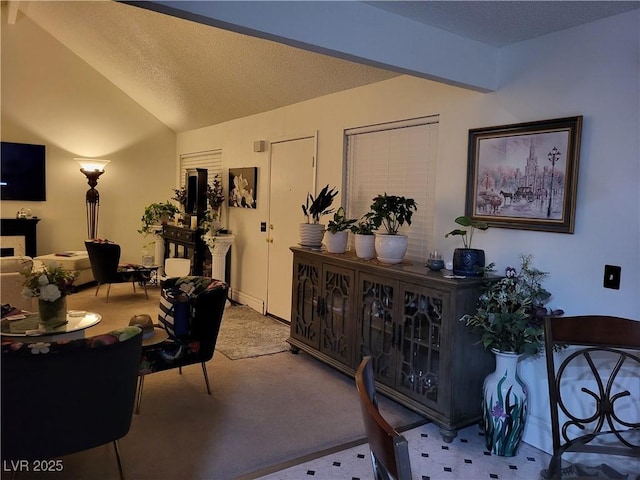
543,315,640,478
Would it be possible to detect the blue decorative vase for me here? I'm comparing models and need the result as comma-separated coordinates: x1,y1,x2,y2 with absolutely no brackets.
452,248,485,276
482,349,528,456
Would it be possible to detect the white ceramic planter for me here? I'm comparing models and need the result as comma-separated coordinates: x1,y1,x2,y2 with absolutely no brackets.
299,223,325,248
354,234,376,259
374,234,408,264
325,231,348,253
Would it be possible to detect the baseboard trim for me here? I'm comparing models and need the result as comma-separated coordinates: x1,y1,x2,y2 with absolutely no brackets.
523,413,552,454
231,289,265,314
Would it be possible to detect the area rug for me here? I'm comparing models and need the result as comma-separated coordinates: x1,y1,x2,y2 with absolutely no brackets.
216,305,290,359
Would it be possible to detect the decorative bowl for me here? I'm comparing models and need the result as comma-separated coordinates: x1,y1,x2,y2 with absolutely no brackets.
426,259,445,271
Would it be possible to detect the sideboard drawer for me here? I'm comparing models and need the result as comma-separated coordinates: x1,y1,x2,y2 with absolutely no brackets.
163,225,197,244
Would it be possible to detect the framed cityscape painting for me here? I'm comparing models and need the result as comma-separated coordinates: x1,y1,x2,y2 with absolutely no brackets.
229,167,257,208
465,116,582,233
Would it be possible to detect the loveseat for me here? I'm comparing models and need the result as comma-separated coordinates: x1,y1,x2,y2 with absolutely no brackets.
0,256,34,311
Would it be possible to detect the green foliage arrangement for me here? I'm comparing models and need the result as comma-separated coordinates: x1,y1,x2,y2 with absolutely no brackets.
363,193,417,235
445,215,489,248
206,175,225,210
350,216,377,235
326,207,357,234
138,202,179,235
460,255,564,356
301,185,338,224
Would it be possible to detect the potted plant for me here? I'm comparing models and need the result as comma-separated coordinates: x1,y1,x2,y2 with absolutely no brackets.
325,207,357,254
460,255,563,457
350,217,377,259
300,185,338,247
363,193,417,264
445,215,489,276
138,201,179,236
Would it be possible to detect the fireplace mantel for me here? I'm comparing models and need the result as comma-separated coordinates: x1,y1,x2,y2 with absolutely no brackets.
1,218,40,257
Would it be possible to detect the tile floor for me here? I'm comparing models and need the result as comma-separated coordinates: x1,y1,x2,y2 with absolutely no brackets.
257,422,550,480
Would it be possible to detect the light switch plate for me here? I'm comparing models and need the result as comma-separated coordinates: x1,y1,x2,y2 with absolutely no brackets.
603,265,621,290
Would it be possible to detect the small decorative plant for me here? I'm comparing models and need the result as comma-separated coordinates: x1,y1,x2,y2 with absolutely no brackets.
199,208,223,248
460,255,564,356
172,187,188,211
326,207,357,234
206,175,225,210
301,185,338,224
138,202,179,235
363,193,417,235
21,263,78,302
445,215,489,248
350,216,377,235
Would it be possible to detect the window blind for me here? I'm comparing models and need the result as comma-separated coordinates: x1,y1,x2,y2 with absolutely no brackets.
179,149,223,186
345,116,439,262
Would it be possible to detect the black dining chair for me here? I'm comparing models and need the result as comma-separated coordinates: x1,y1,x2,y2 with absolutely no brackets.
1,326,143,479
542,315,640,480
355,356,413,480
85,240,152,302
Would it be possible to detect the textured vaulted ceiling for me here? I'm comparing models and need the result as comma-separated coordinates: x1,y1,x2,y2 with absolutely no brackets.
10,1,638,133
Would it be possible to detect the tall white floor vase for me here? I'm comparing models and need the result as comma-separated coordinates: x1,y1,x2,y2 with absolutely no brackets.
482,349,528,457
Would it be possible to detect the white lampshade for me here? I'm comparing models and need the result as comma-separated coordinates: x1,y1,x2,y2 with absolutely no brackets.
76,158,111,172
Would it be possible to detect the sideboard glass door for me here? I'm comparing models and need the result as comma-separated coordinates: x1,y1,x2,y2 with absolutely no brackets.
397,284,446,406
291,257,321,350
359,273,399,389
320,264,355,367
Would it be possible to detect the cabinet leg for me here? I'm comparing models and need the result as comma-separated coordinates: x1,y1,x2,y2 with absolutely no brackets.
439,426,457,443
290,345,300,354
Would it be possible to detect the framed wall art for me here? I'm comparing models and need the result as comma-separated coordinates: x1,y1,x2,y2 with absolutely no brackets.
465,116,582,233
229,167,257,208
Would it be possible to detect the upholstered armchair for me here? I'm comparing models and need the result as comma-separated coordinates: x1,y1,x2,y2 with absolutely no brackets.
2,326,143,479
0,256,34,311
136,276,228,413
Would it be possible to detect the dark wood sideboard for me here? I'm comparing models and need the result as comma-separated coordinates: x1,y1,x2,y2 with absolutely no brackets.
288,246,495,442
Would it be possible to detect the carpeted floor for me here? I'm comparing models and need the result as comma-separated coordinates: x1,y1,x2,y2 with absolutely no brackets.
2,283,424,480
216,305,290,360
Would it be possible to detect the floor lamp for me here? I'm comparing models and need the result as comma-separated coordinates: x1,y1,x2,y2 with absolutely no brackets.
77,158,110,240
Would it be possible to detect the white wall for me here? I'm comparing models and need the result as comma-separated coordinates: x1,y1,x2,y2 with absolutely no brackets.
1,7,177,263
177,10,639,452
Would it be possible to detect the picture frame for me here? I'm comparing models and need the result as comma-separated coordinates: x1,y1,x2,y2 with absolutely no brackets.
229,167,257,208
465,116,582,233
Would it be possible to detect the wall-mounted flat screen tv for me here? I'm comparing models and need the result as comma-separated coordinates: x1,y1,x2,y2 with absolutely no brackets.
0,141,46,201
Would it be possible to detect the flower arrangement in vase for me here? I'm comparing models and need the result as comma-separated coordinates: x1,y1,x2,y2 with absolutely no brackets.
22,263,78,326
461,254,563,355
460,255,563,457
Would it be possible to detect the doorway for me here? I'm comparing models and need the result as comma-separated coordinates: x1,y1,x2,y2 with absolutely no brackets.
266,134,316,322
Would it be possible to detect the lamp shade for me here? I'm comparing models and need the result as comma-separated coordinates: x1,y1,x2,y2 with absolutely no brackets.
76,158,111,172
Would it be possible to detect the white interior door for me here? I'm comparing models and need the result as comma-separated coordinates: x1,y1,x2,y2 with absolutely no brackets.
267,135,316,321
